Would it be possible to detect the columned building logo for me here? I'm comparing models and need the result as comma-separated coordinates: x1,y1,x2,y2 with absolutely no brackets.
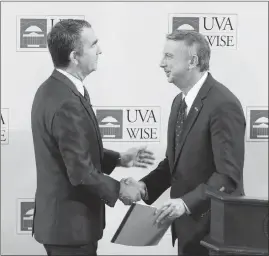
96,110,123,139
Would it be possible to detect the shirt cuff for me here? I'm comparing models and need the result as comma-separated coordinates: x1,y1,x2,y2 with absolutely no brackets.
182,200,191,215
138,181,148,201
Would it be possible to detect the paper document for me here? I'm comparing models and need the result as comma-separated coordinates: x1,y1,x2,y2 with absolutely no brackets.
111,203,170,246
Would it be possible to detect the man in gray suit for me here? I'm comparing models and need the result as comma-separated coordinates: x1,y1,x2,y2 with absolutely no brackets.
31,19,154,256
124,30,245,255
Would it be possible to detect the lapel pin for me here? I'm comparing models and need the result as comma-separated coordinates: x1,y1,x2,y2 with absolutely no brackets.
195,107,198,111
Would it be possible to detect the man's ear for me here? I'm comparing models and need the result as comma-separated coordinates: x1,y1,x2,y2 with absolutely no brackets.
69,51,78,65
189,55,199,70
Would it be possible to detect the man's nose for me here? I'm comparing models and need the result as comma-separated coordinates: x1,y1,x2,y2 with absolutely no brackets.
160,58,166,68
97,45,102,55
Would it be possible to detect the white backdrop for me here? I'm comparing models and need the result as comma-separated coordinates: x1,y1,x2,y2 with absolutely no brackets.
1,1,268,255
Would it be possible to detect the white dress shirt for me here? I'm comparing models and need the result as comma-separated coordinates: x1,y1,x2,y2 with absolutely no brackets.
183,71,208,116
179,72,208,214
56,68,85,97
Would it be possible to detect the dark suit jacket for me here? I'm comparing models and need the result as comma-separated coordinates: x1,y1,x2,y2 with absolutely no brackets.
31,69,121,245
141,73,245,252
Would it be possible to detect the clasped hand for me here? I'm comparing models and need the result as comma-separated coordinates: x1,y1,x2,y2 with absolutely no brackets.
119,178,146,205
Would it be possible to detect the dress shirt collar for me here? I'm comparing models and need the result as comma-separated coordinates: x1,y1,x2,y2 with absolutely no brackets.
183,72,208,113
56,68,85,97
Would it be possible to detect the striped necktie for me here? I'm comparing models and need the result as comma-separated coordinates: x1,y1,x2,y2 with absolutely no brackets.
175,98,187,151
83,86,91,105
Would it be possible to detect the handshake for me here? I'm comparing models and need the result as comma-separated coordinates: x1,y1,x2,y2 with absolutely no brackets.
119,177,147,205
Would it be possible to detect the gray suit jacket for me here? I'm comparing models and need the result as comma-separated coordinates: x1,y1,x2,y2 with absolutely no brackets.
141,73,245,252
31,69,120,245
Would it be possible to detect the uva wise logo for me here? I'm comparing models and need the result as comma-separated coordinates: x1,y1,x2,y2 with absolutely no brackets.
95,107,160,142
1,108,9,145
17,199,35,234
169,14,238,49
246,107,268,142
17,15,85,51
126,109,158,140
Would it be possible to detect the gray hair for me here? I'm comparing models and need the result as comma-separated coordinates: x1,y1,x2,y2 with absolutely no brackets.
166,30,211,72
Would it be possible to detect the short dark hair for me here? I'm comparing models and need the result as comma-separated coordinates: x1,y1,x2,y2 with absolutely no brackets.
47,19,91,68
166,30,211,72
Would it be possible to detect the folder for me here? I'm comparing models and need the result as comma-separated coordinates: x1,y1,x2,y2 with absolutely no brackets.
111,203,171,246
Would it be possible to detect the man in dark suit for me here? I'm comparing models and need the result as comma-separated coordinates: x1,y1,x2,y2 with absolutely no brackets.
124,30,246,255
31,19,155,256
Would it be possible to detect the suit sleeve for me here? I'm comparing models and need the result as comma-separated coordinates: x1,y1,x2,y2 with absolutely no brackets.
102,148,120,175
140,157,171,205
140,95,179,205
181,101,246,214
52,100,120,207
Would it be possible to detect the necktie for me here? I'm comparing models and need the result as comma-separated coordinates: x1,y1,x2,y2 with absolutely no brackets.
175,97,187,151
82,85,102,147
83,86,91,105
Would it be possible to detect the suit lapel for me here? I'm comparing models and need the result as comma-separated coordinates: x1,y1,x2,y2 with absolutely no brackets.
172,73,214,172
167,93,183,166
173,98,203,170
51,69,103,157
79,96,104,155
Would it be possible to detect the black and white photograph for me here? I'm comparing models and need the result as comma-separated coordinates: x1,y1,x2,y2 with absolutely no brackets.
1,0,268,255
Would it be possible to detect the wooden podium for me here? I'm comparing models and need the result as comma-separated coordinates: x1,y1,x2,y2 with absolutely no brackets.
200,189,268,255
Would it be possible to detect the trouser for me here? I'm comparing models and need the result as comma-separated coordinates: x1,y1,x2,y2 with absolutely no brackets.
44,241,98,256
177,239,209,256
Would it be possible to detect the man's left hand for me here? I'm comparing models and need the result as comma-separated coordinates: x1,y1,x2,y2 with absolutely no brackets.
154,199,186,225
120,146,155,168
